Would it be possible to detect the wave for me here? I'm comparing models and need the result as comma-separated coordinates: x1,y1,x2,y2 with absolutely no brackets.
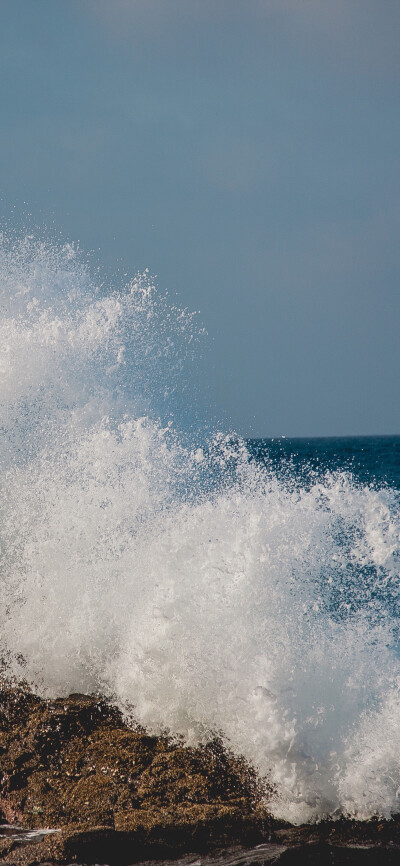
1,234,400,824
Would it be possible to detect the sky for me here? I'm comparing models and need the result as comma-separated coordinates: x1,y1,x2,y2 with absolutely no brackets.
0,0,399,437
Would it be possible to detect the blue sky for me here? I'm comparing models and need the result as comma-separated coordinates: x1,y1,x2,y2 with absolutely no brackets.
1,0,399,436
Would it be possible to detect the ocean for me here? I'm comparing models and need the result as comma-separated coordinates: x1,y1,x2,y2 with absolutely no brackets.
1,235,400,826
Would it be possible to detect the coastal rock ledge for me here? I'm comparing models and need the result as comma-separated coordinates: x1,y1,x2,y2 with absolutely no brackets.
0,683,399,865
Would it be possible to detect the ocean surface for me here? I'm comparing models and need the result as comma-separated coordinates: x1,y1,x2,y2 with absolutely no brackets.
1,235,400,826
247,436,400,492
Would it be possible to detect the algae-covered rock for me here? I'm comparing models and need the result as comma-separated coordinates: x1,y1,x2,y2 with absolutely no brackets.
0,681,273,863
1,691,400,866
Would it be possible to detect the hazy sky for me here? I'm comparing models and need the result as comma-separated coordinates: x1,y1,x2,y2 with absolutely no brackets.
1,0,399,436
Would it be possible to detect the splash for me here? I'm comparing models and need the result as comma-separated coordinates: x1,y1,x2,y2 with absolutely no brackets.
1,234,400,824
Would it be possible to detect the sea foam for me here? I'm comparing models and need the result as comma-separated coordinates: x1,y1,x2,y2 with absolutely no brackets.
1,235,400,823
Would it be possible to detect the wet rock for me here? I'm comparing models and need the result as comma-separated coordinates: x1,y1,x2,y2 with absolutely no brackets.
2,682,400,864
0,681,273,862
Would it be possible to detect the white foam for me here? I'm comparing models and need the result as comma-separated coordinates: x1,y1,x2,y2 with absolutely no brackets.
1,235,400,823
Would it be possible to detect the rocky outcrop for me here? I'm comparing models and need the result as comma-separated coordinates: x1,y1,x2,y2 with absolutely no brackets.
1,682,400,864
0,681,273,863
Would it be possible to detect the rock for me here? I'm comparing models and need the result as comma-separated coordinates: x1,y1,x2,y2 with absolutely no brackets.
0,680,274,862
2,681,400,864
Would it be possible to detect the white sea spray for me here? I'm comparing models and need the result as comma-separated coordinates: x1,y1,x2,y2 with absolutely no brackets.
1,235,400,823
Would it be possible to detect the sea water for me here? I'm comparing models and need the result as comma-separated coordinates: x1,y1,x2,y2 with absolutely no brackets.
1,234,400,825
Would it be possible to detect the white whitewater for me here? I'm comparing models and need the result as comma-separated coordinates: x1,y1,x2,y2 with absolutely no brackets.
1,235,400,824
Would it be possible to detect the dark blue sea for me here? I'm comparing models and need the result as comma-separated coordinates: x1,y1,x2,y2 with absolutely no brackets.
247,435,400,491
